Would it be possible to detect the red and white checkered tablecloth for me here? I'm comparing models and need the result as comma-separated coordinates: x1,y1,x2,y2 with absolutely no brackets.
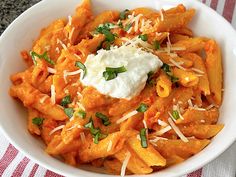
1,0,236,176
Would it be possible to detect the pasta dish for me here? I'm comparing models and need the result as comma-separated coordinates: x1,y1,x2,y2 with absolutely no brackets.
9,0,224,176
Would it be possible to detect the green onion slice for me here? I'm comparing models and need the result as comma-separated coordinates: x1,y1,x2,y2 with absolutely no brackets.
32,117,44,126
64,108,74,118
30,51,55,65
140,128,148,148
75,61,87,78
95,112,111,126
136,103,148,113
60,95,71,107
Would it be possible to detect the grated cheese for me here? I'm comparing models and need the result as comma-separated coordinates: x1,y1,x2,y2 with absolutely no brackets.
142,119,148,135
68,15,72,26
157,119,168,127
134,14,143,32
76,102,85,111
127,26,133,34
50,85,56,105
168,118,189,142
39,95,48,104
191,67,204,74
120,151,131,177
107,140,113,152
55,47,60,54
160,9,164,21
74,53,81,59
187,99,193,107
80,132,86,143
69,27,75,40
64,89,69,95
136,134,141,140
49,125,65,135
44,45,51,51
57,39,68,50
149,137,168,145
205,104,214,110
116,110,138,124
47,67,56,74
66,125,77,131
155,125,172,136
63,69,83,84
169,59,186,70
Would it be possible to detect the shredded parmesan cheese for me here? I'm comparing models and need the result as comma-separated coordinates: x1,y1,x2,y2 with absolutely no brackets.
66,125,77,131
44,45,51,51
169,59,186,70
157,119,168,127
57,39,67,50
191,67,204,74
68,15,72,26
116,110,138,124
47,67,56,74
39,95,48,104
160,9,164,21
155,125,172,136
168,118,189,142
74,53,81,59
69,27,75,40
107,140,113,152
55,47,60,54
149,137,168,145
77,102,85,111
205,104,214,110
188,99,193,107
120,151,131,177
49,125,65,135
63,69,83,84
50,85,56,104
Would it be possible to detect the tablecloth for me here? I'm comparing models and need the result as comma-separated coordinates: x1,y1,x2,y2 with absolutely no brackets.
0,0,236,176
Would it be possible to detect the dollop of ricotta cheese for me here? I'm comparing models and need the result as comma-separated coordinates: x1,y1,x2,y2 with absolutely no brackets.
80,46,163,100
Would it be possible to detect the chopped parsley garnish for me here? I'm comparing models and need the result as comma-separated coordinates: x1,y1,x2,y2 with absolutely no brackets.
172,110,180,120
30,51,55,65
60,95,71,107
140,128,148,148
124,23,132,31
161,63,179,83
153,40,160,50
119,9,129,20
103,66,127,81
136,103,148,113
95,23,117,43
95,112,111,126
75,61,87,78
84,118,107,144
139,34,148,41
32,117,44,126
77,110,86,119
64,108,74,118
147,71,155,86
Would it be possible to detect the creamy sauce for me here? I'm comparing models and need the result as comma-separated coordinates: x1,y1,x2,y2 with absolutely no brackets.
80,45,163,100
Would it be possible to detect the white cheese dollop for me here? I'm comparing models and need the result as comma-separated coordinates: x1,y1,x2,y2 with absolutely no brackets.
80,46,163,100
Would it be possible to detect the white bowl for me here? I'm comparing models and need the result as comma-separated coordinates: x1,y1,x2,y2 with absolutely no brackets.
0,0,236,176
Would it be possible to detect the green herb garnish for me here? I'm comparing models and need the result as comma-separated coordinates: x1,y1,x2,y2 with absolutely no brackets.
172,110,180,120
147,71,155,86
75,61,87,78
60,95,71,107
95,23,117,43
119,9,129,20
32,117,44,126
77,110,86,119
103,66,127,81
139,34,148,41
95,112,111,126
64,108,74,118
84,118,107,144
140,128,148,148
30,51,55,65
161,63,179,83
124,23,132,31
153,40,160,50
136,103,148,113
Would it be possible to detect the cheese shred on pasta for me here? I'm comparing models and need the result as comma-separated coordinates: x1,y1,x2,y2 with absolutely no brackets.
120,151,131,177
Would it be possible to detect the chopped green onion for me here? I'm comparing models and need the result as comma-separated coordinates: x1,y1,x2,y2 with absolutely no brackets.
84,118,107,144
102,29,115,42
172,110,180,120
77,110,86,119
95,23,116,42
147,71,155,86
161,63,179,83
119,9,129,20
140,128,148,148
124,23,132,32
64,108,74,118
136,103,148,113
103,66,127,81
139,34,148,41
153,40,160,50
60,95,71,107
95,112,111,126
32,117,44,126
75,61,87,78
118,21,123,28
30,51,55,65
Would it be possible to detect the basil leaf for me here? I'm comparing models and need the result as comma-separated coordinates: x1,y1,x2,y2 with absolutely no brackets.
60,95,71,107
103,66,127,81
140,128,148,148
102,29,115,42
64,108,74,118
161,63,179,83
77,110,86,119
153,40,160,50
124,23,132,32
30,51,55,65
172,110,180,120
32,117,44,126
139,34,148,41
106,66,127,73
75,61,87,78
120,9,129,20
103,71,117,81
136,103,148,113
95,112,111,126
